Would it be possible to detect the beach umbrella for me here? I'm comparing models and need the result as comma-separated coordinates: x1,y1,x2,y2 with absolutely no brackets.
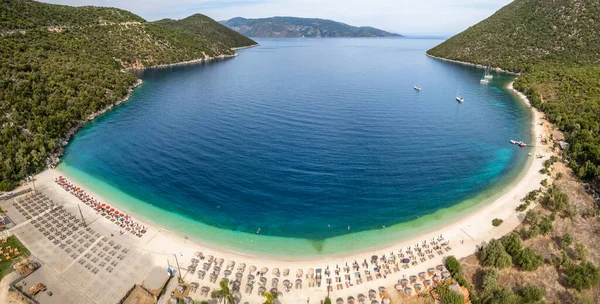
283,269,289,276
424,280,432,286
401,258,410,264
101,203,106,206
237,263,246,271
249,265,257,273
272,268,279,276
296,269,303,278
227,260,235,269
382,298,390,304
404,287,413,295
394,284,402,291
308,268,314,276
436,264,444,271
120,213,125,217
371,255,378,261
119,218,125,221
419,272,427,279
442,271,451,279
378,286,386,292
261,267,268,274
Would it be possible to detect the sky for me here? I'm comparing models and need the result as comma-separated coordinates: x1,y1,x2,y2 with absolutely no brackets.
42,0,513,36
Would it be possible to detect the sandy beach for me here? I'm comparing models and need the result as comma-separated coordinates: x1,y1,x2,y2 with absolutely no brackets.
7,79,554,303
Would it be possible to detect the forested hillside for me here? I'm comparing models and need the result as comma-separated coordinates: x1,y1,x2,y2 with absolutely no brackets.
0,0,144,30
155,14,258,49
427,0,600,188
220,16,401,38
0,0,256,190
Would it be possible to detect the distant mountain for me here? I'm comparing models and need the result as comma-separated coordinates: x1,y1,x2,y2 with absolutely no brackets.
220,17,401,38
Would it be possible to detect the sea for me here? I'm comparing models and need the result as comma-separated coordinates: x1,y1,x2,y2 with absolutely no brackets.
58,38,533,258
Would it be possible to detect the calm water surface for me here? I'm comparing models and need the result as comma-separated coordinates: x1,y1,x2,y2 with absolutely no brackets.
60,38,532,255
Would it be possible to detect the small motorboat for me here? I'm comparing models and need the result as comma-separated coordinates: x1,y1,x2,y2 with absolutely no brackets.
414,85,422,91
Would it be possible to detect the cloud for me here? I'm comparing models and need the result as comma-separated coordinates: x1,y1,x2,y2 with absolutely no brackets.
41,0,513,35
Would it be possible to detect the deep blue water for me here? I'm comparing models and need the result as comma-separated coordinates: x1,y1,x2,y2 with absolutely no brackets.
61,38,532,240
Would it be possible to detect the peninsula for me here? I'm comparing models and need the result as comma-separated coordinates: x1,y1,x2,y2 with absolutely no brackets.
220,17,402,38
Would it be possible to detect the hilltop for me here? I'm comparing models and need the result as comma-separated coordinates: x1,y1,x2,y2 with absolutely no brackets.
154,14,258,49
0,0,256,190
220,16,401,38
428,0,600,189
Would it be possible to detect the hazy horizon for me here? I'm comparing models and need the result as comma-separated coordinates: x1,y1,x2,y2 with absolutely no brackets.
41,0,513,36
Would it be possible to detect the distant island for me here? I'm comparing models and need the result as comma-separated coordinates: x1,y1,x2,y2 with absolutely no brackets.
220,16,402,38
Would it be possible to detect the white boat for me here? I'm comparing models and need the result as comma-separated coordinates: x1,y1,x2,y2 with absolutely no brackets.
484,68,493,80
455,85,464,103
480,78,489,84
414,85,421,91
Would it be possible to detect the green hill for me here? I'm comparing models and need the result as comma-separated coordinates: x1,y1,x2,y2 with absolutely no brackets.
220,16,401,38
155,14,258,49
0,1,256,190
0,0,144,31
428,0,600,187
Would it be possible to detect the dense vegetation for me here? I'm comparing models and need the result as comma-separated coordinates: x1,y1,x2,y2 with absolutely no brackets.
220,17,402,38
0,1,256,190
427,0,600,189
0,0,144,31
155,14,257,49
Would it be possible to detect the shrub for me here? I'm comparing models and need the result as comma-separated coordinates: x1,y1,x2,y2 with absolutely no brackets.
516,203,528,212
492,218,503,226
482,239,512,269
501,233,522,256
324,297,332,304
560,234,573,250
538,217,553,235
574,242,589,261
515,247,543,271
565,261,600,291
541,179,548,187
438,284,465,304
524,210,539,225
518,284,546,303
526,226,540,239
445,256,461,277
555,172,563,180
482,267,499,294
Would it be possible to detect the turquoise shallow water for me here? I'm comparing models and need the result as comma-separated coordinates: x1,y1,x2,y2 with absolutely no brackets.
59,38,532,257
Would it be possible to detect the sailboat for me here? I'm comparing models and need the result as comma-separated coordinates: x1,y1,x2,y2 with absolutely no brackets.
456,85,464,103
484,68,494,80
480,68,491,84
413,85,422,91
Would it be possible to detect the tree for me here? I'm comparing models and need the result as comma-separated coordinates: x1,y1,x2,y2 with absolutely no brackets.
481,239,512,269
515,247,543,271
324,297,332,304
211,280,234,304
538,217,553,235
524,210,539,225
560,233,573,250
445,256,461,277
501,233,522,256
262,291,278,304
481,268,499,295
565,261,600,291
438,284,465,304
518,284,545,303
574,242,589,261
480,287,520,304
492,218,503,226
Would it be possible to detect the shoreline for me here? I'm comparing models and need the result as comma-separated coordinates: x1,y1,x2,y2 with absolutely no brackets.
43,44,257,175
426,53,521,75
45,76,548,263
231,43,259,50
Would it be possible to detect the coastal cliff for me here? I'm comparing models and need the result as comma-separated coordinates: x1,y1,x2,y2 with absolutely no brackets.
0,0,257,190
